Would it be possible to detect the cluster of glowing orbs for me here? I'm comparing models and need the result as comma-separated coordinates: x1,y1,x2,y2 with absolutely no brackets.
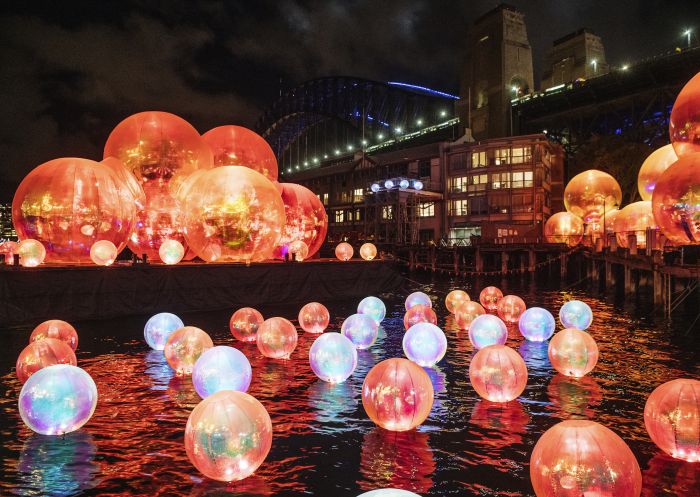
403,304,437,330
530,420,642,497
181,166,286,263
164,326,214,375
335,242,354,261
256,317,298,359
614,200,658,249
468,314,508,350
479,286,503,311
496,295,526,324
288,240,309,261
651,154,700,245
274,183,327,259
30,320,78,351
669,72,700,157
563,169,622,223
559,300,593,330
405,291,431,310
229,307,264,342
445,290,470,314
144,312,184,350
16,338,77,384
518,307,556,342
548,328,599,378
644,378,700,462
544,212,584,247
454,301,486,330
360,242,378,260
17,239,46,267
469,345,528,402
158,239,185,264
362,358,434,431
0,240,18,264
637,144,678,201
201,125,278,181
357,491,422,497
19,365,97,436
308,332,358,383
357,296,386,324
89,240,117,266
341,313,379,349
184,390,272,482
298,302,330,334
191,346,252,398
403,323,447,367
101,156,146,207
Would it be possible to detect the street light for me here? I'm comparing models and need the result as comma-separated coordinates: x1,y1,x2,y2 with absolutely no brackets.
684,29,692,47
591,58,598,75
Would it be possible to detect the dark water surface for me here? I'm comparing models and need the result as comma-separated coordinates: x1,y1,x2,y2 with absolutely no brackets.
1,270,699,497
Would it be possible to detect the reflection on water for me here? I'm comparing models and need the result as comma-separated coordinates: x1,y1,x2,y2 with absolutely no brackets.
547,374,602,419
469,400,530,448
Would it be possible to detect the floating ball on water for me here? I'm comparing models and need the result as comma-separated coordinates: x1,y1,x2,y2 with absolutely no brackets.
559,300,593,330
548,328,599,378
445,290,470,314
403,304,437,331
469,345,527,402
357,490,422,497
16,338,77,384
30,320,78,351
405,291,431,310
335,242,354,261
89,240,118,266
144,312,184,350
289,240,309,261
309,332,358,383
19,364,98,436
403,323,447,367
357,296,386,324
670,72,700,157
229,307,264,342
341,313,379,349
360,242,377,261
257,317,298,359
298,302,330,334
497,295,526,324
158,239,185,264
518,307,555,342
479,286,503,311
362,358,434,431
544,212,584,247
17,239,46,267
164,326,214,375
185,390,272,482
454,301,486,330
468,314,508,350
192,346,252,398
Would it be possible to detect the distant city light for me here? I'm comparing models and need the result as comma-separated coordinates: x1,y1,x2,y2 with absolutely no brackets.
295,165,300,169
543,129,548,134
440,110,447,117
386,81,460,99
371,183,381,193
313,157,319,163
377,133,384,140
399,179,410,189
684,29,692,47
334,149,340,155
303,161,308,166
362,139,368,146
416,119,423,126
323,154,328,159
511,85,519,93
394,127,403,134
384,179,395,189
347,144,353,151
287,168,292,173
621,64,629,71
413,180,424,191
591,59,598,74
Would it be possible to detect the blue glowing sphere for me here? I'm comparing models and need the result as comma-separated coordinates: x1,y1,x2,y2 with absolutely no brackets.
468,314,508,350
371,183,381,193
399,179,410,189
405,291,432,310
518,307,556,342
384,180,395,189
413,180,423,190
192,346,252,398
357,490,422,496
358,296,386,323
144,312,184,350
19,364,98,435
309,333,358,383
559,300,593,330
341,313,379,349
403,323,447,367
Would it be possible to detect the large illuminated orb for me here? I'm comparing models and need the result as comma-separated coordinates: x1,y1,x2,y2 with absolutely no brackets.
16,338,77,384
530,420,642,497
164,326,214,375
17,239,46,267
564,169,622,223
669,72,700,157
559,300,593,330
637,144,678,201
360,242,378,261
0,240,18,264
230,307,264,342
274,183,327,259
445,290,470,314
614,200,658,249
335,242,354,261
454,301,486,330
181,166,286,262
403,323,447,367
357,296,386,324
201,125,278,181
89,240,117,266
158,239,185,264
548,328,599,378
30,320,78,351
256,317,298,359
19,365,98,436
518,307,556,342
405,291,431,310
357,491,422,497
144,312,184,350
341,313,379,349
192,346,252,398
101,156,146,208
544,212,584,246
585,208,619,242
403,304,437,330
651,154,700,245
469,345,528,402
468,314,508,350
185,390,272,482
298,302,330,334
362,358,434,431
497,295,526,324
644,378,700,462
479,286,503,311
309,332,358,383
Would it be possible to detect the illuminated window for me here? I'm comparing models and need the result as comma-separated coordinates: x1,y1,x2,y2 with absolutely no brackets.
382,205,393,220
353,208,362,221
353,188,364,202
491,172,511,189
418,202,435,217
511,146,532,164
451,176,468,192
334,210,345,223
468,174,488,192
449,199,469,216
322,193,329,205
471,151,487,168
512,171,533,188
495,148,510,165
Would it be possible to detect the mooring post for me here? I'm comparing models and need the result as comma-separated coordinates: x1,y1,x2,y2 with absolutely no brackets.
501,251,509,274
605,260,614,289
653,268,664,305
628,234,638,256
624,265,635,294
475,248,484,273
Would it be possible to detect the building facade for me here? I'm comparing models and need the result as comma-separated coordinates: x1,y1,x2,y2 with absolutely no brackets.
0,204,17,240
541,29,609,89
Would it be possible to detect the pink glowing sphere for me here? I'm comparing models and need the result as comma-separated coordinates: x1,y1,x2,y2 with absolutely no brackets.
670,72,700,157
335,242,354,261
30,320,78,350
405,291,432,310
17,239,46,267
637,144,678,201
614,200,658,249
256,317,298,359
89,240,117,266
309,332,358,383
651,154,700,245
454,301,486,330
548,328,599,378
16,338,77,384
403,304,437,331
445,290,470,314
530,420,642,497
164,326,214,375
0,241,18,264
564,169,622,223
158,239,185,264
229,307,264,342
274,183,328,259
360,242,378,261
403,323,447,367
362,358,434,431
185,390,272,482
644,378,700,462
341,313,379,349
497,295,526,324
468,314,508,350
201,125,278,181
469,345,528,402
299,302,330,334
544,212,584,247
479,286,503,311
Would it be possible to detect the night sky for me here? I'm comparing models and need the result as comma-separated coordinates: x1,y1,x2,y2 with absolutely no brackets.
1,0,698,200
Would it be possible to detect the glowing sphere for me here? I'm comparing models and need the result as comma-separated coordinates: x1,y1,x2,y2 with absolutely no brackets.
360,242,378,261
89,240,117,266
256,317,298,359
309,332,358,383
184,390,272,482
544,212,584,246
548,328,599,378
585,208,620,240
384,180,395,189
403,323,447,367
335,242,354,261
16,338,77,384
19,365,97,436
17,239,46,267
469,345,528,402
530,420,642,497
298,302,330,334
651,154,700,245
289,240,309,261
637,144,678,201
0,240,18,264
670,72,700,157
144,312,184,350
201,125,278,181
445,290,470,314
357,491,422,497
413,180,424,191
164,326,214,375
362,358,434,431
192,346,252,398
559,300,593,330
614,200,658,249
274,183,328,259
479,286,503,312
405,291,431,310
403,304,437,330
101,156,146,208
454,301,486,330
371,183,381,193
229,307,264,342
399,179,410,189
30,320,78,351
563,169,622,223
341,313,379,349
497,295,526,324
644,378,700,462
158,239,185,264
518,307,556,342
357,296,386,323
468,314,508,350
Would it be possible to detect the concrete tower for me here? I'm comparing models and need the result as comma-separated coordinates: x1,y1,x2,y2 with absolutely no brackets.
541,29,609,88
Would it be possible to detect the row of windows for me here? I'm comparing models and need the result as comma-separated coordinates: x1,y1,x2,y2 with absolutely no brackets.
450,171,534,192
449,146,533,170
448,194,540,216
331,202,435,223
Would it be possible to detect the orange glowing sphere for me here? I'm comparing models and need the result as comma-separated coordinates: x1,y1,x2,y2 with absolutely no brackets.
201,125,278,181
585,208,620,239
479,286,503,312
530,420,642,497
644,378,700,462
548,328,599,378
637,144,678,201
0,241,18,264
298,302,330,334
229,307,264,342
256,317,298,359
403,304,438,331
544,212,584,246
289,240,309,261
651,154,700,245
158,239,185,264
670,72,700,157
497,295,526,324
362,358,434,431
164,326,214,375
445,290,470,314
273,183,328,259
469,345,528,402
454,301,486,330
181,166,286,263
16,338,77,384
30,320,78,350
564,169,622,223
17,239,46,267
101,156,146,208
335,242,354,261
90,240,118,266
613,200,658,249
360,242,378,261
